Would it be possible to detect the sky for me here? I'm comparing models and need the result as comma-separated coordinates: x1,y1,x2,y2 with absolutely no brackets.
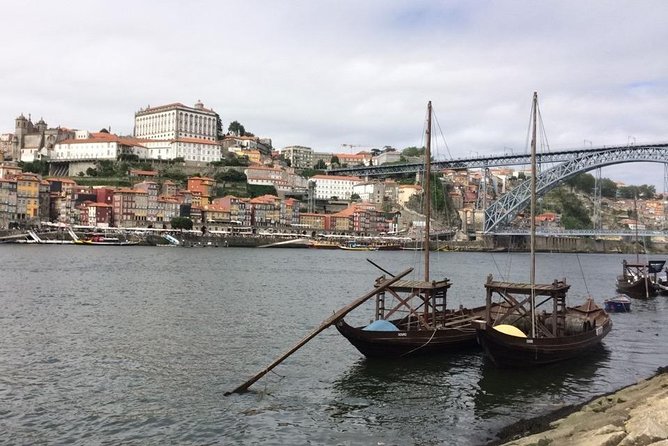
2,1,667,191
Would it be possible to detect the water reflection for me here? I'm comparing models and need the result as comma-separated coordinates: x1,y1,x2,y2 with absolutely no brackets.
330,353,486,444
474,344,611,420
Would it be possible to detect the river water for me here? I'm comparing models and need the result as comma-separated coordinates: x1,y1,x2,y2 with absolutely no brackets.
1,245,667,445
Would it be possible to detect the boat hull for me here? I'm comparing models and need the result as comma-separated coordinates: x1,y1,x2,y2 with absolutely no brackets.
336,306,489,358
615,278,657,299
604,295,631,312
474,319,612,367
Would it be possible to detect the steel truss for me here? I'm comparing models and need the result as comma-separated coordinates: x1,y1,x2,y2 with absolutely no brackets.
483,145,668,232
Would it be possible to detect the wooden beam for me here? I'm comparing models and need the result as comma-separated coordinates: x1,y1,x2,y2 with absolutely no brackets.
225,267,414,395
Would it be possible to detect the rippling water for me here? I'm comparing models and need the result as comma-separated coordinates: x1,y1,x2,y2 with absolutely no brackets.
1,246,666,445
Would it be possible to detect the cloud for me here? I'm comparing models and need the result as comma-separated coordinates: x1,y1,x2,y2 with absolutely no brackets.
1,0,667,189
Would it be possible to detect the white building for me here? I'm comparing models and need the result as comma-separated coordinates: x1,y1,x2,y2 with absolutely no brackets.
280,145,313,169
372,150,401,166
133,101,225,163
245,165,308,193
52,131,146,161
139,138,222,162
134,100,219,141
310,174,362,200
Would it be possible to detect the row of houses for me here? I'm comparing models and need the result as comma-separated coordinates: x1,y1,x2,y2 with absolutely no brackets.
0,163,400,233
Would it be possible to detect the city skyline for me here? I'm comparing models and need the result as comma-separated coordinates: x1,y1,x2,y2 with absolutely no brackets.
2,1,667,190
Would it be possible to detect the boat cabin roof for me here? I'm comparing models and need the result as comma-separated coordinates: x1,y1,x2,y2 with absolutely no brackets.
376,278,451,291
484,279,570,295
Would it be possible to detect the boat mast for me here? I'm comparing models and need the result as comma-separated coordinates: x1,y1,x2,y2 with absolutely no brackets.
634,194,649,297
530,92,537,339
633,194,639,264
424,101,432,282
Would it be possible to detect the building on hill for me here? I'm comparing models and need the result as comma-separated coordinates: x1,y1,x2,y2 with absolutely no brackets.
0,163,22,180
299,212,330,231
0,134,13,161
311,151,333,168
310,174,362,200
11,114,73,162
16,173,41,223
51,131,148,176
244,165,308,194
134,181,160,224
0,178,17,228
249,195,281,227
78,202,113,227
279,145,313,168
371,150,401,166
133,101,226,165
334,152,372,167
187,176,215,206
223,135,273,158
134,101,219,141
211,195,251,226
397,184,422,206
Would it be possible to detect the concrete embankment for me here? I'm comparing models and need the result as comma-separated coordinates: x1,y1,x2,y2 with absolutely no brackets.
489,368,668,446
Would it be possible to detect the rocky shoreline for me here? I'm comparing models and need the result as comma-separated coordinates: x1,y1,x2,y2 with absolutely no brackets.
486,366,668,446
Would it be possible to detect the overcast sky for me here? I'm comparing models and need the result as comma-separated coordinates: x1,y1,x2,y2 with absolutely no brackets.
2,1,667,190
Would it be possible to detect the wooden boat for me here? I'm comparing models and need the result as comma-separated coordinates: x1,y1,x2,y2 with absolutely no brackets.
615,197,663,299
656,268,668,295
336,101,491,358
309,240,340,249
615,260,661,299
604,294,632,312
473,92,612,367
338,242,378,251
75,235,139,246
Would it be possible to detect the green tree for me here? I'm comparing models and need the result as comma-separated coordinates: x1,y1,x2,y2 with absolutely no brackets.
214,170,247,182
216,116,224,139
300,168,324,178
543,187,592,229
314,159,327,170
18,160,49,176
86,167,98,177
170,217,193,230
98,160,116,177
330,155,340,166
566,173,595,194
600,178,618,198
247,184,277,198
402,146,425,157
228,120,246,136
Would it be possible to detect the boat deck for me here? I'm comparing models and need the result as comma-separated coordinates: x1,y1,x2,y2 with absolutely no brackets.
484,279,570,295
378,278,451,291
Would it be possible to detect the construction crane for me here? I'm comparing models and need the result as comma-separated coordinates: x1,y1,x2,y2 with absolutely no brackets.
341,143,369,153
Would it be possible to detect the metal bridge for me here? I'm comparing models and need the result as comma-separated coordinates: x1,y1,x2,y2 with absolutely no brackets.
328,142,668,233
491,228,667,237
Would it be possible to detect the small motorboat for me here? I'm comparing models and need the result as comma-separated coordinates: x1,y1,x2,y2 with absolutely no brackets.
604,294,632,313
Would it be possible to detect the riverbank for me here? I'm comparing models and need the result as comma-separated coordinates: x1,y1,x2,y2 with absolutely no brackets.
488,366,668,446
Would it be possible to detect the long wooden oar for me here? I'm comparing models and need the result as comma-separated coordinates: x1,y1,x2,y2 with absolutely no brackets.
225,267,413,395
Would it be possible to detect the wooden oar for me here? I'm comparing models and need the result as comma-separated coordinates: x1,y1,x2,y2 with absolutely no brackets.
225,267,413,395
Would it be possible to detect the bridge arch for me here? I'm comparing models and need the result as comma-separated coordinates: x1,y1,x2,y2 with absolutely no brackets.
484,145,668,233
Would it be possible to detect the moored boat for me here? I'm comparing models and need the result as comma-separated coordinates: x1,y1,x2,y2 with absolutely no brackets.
473,92,611,367
338,241,378,251
615,260,663,299
604,294,632,312
308,240,340,249
75,235,139,246
336,101,491,358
